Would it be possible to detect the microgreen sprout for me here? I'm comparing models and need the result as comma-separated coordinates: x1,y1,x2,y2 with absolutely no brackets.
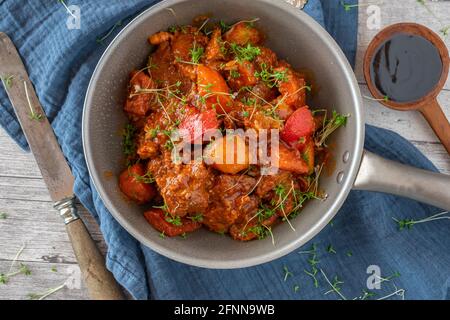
196,18,210,34
1,74,14,88
315,110,349,147
301,243,320,288
219,20,231,33
230,69,241,79
321,269,347,300
96,20,123,45
340,1,379,12
440,25,450,37
189,213,204,223
165,213,182,226
254,63,288,88
264,85,311,122
356,290,376,300
168,25,179,33
363,94,390,102
327,244,337,254
122,123,136,160
0,263,31,285
24,81,43,122
131,171,155,184
304,268,319,288
373,271,401,287
376,284,405,300
28,283,66,300
58,0,76,18
393,211,449,231
190,43,204,64
230,43,261,62
153,203,169,213
283,266,293,282
0,244,30,285
231,18,260,29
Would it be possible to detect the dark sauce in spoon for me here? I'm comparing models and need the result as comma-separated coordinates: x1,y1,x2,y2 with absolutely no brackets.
370,33,443,103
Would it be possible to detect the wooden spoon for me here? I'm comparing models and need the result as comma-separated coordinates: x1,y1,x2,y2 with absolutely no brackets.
363,23,450,154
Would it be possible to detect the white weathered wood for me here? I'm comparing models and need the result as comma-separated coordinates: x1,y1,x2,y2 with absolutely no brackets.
0,132,42,178
0,0,449,300
0,260,89,300
360,85,450,144
0,198,106,263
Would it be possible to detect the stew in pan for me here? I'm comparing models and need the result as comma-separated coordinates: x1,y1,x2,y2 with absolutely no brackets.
119,18,348,241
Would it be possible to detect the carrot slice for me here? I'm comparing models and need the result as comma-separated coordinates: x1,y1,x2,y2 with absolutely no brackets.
197,65,234,113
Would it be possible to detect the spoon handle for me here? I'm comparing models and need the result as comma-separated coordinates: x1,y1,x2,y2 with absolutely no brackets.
420,99,450,155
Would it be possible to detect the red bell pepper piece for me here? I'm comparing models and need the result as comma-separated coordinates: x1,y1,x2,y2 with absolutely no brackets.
144,209,202,237
280,106,315,145
178,109,219,143
119,163,156,204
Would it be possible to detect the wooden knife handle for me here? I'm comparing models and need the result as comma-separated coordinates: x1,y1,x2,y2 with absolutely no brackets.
66,219,125,300
54,197,125,300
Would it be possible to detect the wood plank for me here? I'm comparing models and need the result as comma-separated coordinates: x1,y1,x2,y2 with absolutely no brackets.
411,141,450,175
355,0,450,90
0,260,89,300
360,84,450,144
0,131,42,178
0,197,106,263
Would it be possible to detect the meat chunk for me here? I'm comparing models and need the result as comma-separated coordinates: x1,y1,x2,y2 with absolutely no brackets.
256,171,299,218
229,212,278,241
124,71,157,117
243,109,283,132
275,64,307,107
251,82,279,102
148,152,214,217
205,28,226,61
224,22,262,46
148,31,173,45
272,143,310,175
225,60,258,91
150,41,193,93
171,28,208,62
254,47,278,70
135,111,170,159
203,174,260,233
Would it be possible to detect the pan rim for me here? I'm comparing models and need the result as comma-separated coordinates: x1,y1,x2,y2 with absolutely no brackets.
82,0,365,269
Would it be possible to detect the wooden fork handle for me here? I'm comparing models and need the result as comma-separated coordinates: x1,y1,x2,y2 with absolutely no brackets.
420,99,450,155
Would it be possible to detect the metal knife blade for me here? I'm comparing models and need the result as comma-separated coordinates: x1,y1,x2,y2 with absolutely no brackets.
0,32,74,202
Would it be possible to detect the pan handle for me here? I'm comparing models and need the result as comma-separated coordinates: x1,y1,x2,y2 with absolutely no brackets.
353,150,450,211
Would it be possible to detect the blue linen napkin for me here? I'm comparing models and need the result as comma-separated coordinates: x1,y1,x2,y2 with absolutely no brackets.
1,0,449,300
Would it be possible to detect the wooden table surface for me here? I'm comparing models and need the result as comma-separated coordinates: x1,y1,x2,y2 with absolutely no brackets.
0,0,449,300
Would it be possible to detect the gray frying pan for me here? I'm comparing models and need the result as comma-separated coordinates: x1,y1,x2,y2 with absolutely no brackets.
82,0,450,269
